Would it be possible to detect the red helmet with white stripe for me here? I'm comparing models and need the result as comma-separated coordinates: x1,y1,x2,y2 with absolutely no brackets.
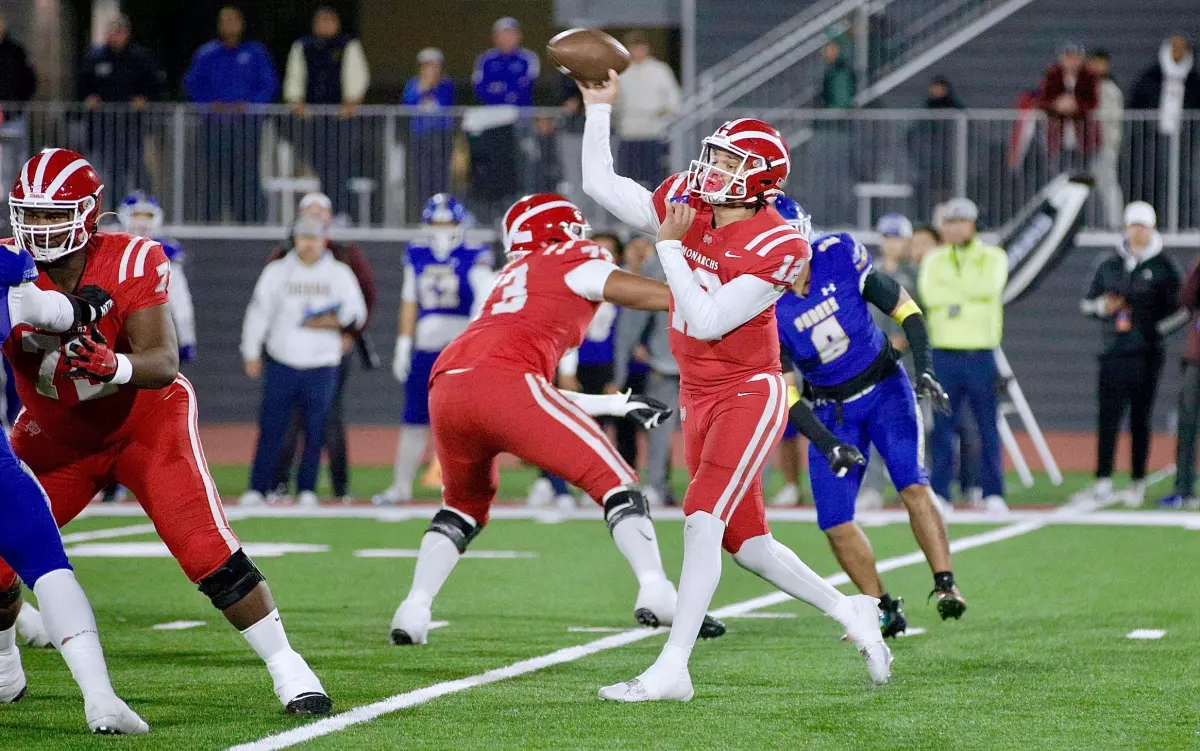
9,148,104,262
501,193,590,252
689,118,791,205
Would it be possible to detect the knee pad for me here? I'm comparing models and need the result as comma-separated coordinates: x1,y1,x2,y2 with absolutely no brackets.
196,549,265,611
428,508,482,554
603,488,650,534
0,581,20,610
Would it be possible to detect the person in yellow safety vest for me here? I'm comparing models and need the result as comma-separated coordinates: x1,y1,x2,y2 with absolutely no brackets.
917,197,1009,513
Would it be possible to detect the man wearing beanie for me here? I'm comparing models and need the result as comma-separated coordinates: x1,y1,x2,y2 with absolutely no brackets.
1076,202,1184,508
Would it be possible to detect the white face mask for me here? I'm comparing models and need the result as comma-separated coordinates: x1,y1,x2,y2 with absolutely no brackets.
428,226,464,257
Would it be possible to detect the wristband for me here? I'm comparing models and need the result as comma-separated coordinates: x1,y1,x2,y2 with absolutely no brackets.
111,354,133,385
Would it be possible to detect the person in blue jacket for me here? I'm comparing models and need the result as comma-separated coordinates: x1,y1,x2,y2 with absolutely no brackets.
183,5,278,223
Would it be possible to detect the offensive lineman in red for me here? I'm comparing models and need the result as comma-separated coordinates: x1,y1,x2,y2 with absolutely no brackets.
0,149,331,715
389,194,727,645
581,73,891,701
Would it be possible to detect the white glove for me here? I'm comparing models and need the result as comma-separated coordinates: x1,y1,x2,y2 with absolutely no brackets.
392,335,413,383
558,389,674,430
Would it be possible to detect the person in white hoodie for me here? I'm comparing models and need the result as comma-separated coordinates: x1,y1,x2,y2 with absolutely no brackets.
241,216,366,507
613,31,680,188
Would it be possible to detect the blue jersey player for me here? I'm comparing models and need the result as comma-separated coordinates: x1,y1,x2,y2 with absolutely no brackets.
772,196,966,636
376,194,495,504
0,244,146,733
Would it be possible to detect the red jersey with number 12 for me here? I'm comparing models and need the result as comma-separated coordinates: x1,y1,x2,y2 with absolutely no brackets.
651,173,811,395
432,240,615,383
3,231,172,449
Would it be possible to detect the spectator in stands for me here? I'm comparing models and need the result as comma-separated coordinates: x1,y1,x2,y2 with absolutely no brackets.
909,223,939,267
1087,50,1125,229
183,5,278,223
1037,41,1097,172
1076,201,1182,509
613,236,678,506
268,192,378,502
403,48,455,220
819,38,856,109
614,31,681,188
1162,249,1200,509
814,37,856,225
0,11,36,195
473,17,538,107
468,18,538,223
284,6,371,220
909,75,962,215
0,11,35,107
241,215,367,507
1129,35,1200,224
77,15,163,196
918,198,1008,513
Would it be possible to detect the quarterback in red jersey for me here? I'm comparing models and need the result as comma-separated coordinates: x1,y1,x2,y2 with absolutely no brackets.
0,149,331,715
389,193,726,645
581,73,891,701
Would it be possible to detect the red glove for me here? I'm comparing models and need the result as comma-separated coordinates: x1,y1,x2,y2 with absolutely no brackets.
64,328,120,383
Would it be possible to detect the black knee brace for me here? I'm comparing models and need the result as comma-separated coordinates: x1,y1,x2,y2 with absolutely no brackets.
603,488,650,534
427,509,482,554
197,549,265,610
0,582,20,610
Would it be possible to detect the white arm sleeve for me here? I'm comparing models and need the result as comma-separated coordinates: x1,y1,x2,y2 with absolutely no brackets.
13,284,75,332
341,39,370,102
401,262,417,304
283,42,306,103
467,264,495,317
563,259,620,302
240,265,278,361
168,261,197,348
656,240,784,341
582,104,660,235
558,348,579,378
558,390,632,417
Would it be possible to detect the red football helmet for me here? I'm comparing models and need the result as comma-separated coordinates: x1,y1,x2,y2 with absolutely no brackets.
9,148,104,262
501,193,590,252
689,118,791,205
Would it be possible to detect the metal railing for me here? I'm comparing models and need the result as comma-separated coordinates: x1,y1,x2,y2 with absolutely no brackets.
0,103,1196,235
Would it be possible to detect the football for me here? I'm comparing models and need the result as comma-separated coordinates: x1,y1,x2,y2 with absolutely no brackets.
547,28,631,84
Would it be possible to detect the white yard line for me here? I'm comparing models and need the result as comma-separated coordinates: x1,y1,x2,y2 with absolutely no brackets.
60,523,159,544
226,519,1046,751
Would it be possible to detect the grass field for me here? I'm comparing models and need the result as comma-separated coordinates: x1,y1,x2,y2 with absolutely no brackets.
4,481,1198,750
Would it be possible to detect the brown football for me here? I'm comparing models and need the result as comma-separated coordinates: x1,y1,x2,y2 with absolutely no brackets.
547,28,631,84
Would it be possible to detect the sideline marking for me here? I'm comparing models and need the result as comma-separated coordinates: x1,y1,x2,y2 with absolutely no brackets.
227,519,1046,751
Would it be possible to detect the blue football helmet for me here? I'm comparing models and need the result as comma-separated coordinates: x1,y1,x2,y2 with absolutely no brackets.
771,194,813,241
876,213,913,239
422,194,467,256
117,191,164,238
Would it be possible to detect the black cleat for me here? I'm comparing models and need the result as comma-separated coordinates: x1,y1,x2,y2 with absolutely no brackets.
880,597,908,638
930,586,967,620
6,686,25,704
634,610,727,639
286,692,333,716
390,629,415,646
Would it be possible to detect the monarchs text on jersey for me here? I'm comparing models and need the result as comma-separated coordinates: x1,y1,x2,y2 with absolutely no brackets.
431,240,617,383
775,232,884,387
3,232,172,448
651,172,810,395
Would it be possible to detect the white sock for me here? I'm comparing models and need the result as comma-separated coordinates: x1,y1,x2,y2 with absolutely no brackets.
407,532,461,608
732,534,843,614
392,426,429,495
33,569,114,696
0,625,14,652
610,516,669,587
240,608,294,665
661,512,725,667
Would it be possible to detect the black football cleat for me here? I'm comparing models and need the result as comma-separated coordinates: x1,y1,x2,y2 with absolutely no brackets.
930,585,967,620
880,597,908,638
634,609,727,640
286,692,333,716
